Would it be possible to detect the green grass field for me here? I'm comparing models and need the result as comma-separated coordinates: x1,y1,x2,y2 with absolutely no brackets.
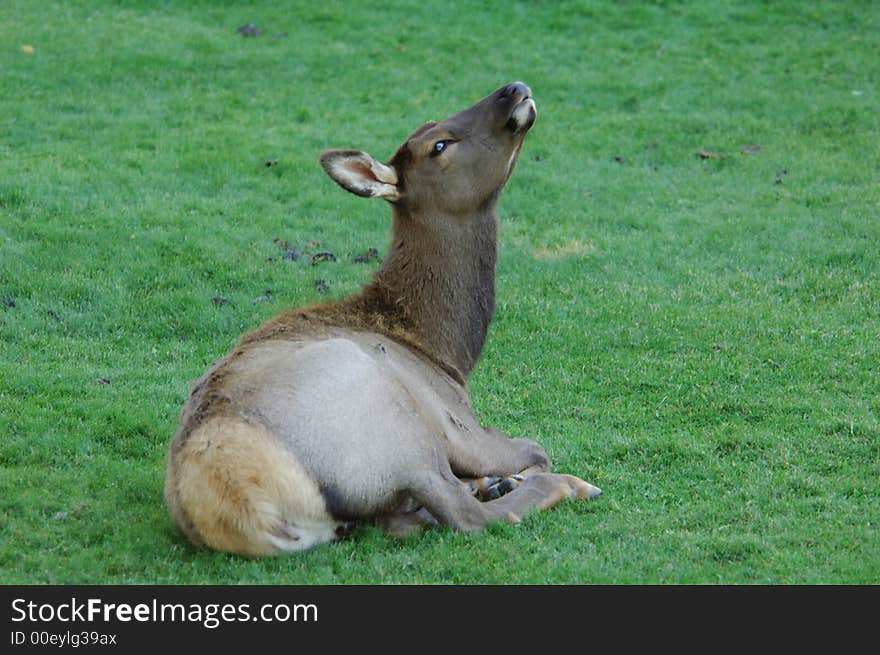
1,0,878,584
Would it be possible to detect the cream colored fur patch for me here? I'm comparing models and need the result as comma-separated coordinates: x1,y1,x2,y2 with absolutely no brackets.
171,417,340,556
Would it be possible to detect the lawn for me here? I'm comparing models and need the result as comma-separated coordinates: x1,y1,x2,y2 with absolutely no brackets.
1,0,877,584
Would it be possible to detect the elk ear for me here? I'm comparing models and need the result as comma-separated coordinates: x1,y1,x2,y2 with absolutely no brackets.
320,150,400,201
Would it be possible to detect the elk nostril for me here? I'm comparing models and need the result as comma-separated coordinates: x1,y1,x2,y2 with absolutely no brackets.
501,82,522,98
500,82,528,99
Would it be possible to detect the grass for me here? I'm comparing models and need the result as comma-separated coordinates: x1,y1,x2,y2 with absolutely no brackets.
1,0,878,584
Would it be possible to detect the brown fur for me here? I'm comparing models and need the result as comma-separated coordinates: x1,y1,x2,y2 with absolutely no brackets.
239,283,467,383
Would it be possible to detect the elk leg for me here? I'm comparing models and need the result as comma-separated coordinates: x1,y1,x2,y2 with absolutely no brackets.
482,473,602,519
379,507,438,538
445,424,551,487
406,470,600,535
451,424,553,501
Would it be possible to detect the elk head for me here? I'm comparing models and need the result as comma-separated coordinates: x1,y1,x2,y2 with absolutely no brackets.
320,82,537,219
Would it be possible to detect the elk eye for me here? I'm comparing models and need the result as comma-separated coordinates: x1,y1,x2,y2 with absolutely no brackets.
430,140,450,157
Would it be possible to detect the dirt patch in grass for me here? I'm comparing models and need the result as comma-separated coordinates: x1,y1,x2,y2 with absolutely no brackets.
533,239,596,260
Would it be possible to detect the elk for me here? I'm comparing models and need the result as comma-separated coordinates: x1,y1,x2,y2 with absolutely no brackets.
164,82,601,556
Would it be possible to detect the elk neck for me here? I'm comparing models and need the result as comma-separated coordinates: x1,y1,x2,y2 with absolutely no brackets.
350,199,500,383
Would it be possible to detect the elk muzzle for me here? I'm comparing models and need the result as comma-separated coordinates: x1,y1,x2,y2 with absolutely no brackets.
500,81,537,134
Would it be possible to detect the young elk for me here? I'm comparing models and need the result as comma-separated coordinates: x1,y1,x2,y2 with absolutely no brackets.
164,82,601,556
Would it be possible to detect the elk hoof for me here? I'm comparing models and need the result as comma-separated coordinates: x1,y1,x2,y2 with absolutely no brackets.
585,483,602,499
335,522,357,539
563,475,602,500
475,474,524,501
